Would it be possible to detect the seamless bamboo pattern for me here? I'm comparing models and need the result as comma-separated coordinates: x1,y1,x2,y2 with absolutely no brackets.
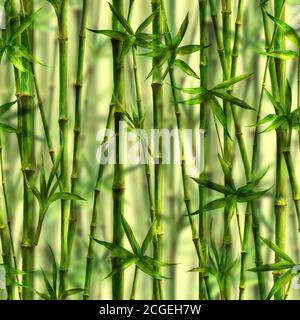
0,0,300,300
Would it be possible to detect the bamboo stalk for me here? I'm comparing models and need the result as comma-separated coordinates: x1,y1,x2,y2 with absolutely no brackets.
273,0,287,300
198,0,209,300
67,0,88,263
111,0,125,300
19,0,36,300
50,0,70,295
151,0,164,300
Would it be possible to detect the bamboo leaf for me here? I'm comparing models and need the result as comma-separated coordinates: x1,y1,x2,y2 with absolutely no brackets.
136,9,159,34
237,188,272,202
253,114,277,128
141,219,157,255
137,259,168,280
120,215,141,255
261,115,287,132
266,12,300,47
87,29,128,41
210,96,231,138
0,122,19,133
191,177,234,194
266,269,296,300
104,257,138,279
260,237,295,264
213,73,253,90
259,50,298,60
264,89,283,113
9,8,42,43
176,45,204,55
173,13,189,48
0,100,17,116
40,268,55,298
92,239,134,258
174,59,199,79
248,261,295,272
60,288,84,300
190,197,228,215
211,90,255,110
108,3,134,35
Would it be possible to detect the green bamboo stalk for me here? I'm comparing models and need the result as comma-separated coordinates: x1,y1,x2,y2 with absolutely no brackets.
151,0,164,300
19,0,36,300
49,0,70,295
273,0,287,300
0,134,20,299
221,0,233,300
67,0,88,264
111,0,125,300
209,0,234,299
248,1,285,299
0,197,14,299
198,0,209,300
128,6,155,300
82,9,119,303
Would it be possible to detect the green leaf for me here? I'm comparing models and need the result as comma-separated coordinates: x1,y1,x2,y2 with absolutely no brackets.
259,50,298,60
177,93,210,105
248,261,295,272
36,291,51,300
9,8,42,43
211,90,255,110
87,29,129,41
176,45,204,55
285,80,292,112
6,46,28,73
142,256,175,267
261,115,287,132
264,89,283,113
210,96,230,138
60,288,84,300
237,166,269,194
136,9,158,34
174,86,207,95
173,13,189,48
40,158,47,202
0,122,19,133
47,147,62,191
108,3,134,35
92,239,134,258
253,114,277,128
191,177,233,194
218,154,235,189
213,73,253,90
260,237,295,264
266,269,296,300
266,13,300,47
187,267,213,276
41,268,55,298
137,259,168,280
141,219,157,255
46,192,85,210
120,215,141,255
0,100,17,116
190,197,228,215
174,59,199,79
120,36,136,60
104,257,138,279
47,245,58,293
237,188,272,202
